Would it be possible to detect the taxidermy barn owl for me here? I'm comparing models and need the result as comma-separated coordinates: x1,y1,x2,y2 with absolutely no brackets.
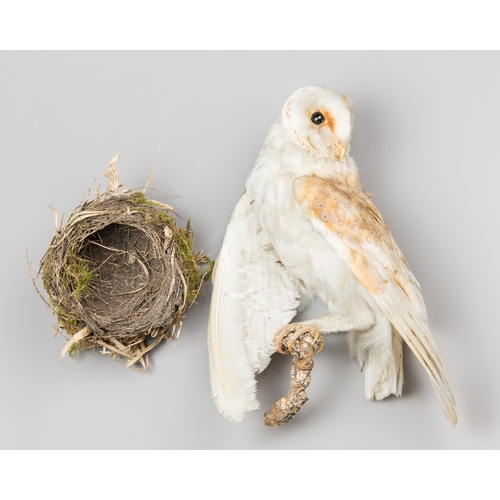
208,85,457,427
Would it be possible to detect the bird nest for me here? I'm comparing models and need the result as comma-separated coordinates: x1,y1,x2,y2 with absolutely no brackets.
36,154,211,370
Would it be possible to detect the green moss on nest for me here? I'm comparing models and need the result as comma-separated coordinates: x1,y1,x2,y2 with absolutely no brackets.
68,342,81,359
130,192,149,205
172,220,206,306
63,256,96,300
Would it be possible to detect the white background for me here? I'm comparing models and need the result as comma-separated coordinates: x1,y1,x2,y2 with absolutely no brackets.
1,51,499,449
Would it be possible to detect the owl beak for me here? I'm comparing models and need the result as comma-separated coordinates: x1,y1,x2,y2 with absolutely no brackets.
333,139,346,160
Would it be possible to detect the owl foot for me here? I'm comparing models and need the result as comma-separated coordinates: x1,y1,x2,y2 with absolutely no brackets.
264,324,324,428
273,323,324,355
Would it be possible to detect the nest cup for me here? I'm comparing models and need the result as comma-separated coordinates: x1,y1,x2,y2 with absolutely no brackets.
39,155,210,370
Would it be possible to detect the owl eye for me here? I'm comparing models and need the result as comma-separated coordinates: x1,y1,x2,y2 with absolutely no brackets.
311,112,326,125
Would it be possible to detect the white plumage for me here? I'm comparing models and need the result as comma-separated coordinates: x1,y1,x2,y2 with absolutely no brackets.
208,85,457,426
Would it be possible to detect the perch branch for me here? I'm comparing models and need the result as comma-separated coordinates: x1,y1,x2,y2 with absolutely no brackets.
264,326,324,428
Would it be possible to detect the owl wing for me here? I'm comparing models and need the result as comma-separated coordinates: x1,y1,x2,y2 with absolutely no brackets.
208,190,301,422
293,175,457,426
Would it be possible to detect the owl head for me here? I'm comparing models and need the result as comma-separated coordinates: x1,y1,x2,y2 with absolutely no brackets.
281,85,353,160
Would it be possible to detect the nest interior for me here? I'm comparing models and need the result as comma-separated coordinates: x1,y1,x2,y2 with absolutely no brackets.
80,222,180,337
41,190,210,369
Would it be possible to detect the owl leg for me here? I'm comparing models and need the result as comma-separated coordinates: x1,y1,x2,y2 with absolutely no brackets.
274,307,375,344
272,309,375,362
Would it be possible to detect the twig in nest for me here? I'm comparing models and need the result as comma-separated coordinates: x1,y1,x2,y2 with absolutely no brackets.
264,326,324,428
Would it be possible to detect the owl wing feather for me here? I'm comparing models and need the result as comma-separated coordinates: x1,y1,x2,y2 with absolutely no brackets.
293,175,457,426
208,191,301,422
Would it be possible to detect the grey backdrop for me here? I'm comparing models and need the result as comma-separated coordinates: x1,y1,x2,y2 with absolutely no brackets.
1,51,498,449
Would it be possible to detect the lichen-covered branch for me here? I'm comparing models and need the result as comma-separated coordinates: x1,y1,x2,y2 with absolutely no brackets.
264,326,324,428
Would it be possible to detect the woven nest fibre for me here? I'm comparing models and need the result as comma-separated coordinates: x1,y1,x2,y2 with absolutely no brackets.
38,154,211,370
